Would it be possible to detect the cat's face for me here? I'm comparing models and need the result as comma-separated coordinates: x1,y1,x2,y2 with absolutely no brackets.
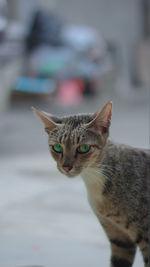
48,118,104,177
33,102,112,178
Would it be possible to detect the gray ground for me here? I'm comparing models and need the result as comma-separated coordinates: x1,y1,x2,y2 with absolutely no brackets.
0,87,149,267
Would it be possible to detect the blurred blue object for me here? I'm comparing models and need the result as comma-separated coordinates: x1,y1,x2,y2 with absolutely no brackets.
28,45,74,76
62,25,106,53
15,76,56,94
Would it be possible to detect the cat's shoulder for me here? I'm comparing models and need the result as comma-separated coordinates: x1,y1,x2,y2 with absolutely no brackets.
109,140,149,151
108,140,150,161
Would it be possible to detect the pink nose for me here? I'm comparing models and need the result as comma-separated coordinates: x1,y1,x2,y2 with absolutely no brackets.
62,166,72,172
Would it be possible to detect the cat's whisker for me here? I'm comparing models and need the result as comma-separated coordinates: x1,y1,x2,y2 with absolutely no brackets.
94,169,111,181
83,167,102,184
92,163,117,171
91,165,113,176
92,164,119,177
87,167,107,187
92,169,112,192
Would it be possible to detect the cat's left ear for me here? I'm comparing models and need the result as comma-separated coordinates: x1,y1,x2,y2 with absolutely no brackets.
32,107,61,134
86,102,112,135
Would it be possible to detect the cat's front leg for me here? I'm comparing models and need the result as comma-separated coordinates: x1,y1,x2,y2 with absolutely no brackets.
99,217,136,267
137,239,148,267
110,241,136,267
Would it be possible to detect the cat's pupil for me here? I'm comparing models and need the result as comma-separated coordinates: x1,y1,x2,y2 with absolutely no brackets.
53,144,63,153
78,144,90,153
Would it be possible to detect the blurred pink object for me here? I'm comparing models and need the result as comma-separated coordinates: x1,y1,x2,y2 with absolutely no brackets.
32,244,40,250
57,80,84,106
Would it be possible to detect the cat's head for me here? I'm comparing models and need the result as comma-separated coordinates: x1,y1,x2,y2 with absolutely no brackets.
33,102,112,178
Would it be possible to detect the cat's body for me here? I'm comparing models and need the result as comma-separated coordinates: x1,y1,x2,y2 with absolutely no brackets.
82,141,149,267
33,103,149,267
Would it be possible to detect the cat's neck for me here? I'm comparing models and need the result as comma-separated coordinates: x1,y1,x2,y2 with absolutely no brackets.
81,166,105,190
81,166,106,206
81,140,117,198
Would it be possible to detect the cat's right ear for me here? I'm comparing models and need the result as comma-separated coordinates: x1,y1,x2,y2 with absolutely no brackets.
85,102,112,136
32,107,60,134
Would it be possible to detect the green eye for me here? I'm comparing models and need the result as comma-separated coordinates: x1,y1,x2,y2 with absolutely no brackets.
77,144,91,153
53,144,63,153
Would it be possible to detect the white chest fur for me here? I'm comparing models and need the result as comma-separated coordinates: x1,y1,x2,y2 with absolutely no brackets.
81,167,131,236
81,167,106,211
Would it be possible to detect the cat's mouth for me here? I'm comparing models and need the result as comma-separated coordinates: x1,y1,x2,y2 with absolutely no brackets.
58,166,81,178
62,169,79,178
65,172,77,178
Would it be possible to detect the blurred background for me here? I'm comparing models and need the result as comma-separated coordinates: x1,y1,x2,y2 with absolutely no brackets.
0,0,149,266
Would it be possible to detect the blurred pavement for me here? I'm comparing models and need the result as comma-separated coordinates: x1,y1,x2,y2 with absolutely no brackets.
0,89,149,267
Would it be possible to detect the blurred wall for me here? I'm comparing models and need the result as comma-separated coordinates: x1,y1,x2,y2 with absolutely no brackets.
7,0,55,26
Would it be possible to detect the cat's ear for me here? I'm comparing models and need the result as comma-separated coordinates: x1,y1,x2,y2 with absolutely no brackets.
86,102,112,135
32,107,61,134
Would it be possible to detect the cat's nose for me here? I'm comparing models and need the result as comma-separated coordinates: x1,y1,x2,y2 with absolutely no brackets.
62,165,73,172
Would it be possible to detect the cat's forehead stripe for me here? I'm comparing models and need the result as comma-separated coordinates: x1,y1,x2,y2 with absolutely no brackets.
60,124,85,144
61,114,94,128
54,114,92,144
48,113,97,145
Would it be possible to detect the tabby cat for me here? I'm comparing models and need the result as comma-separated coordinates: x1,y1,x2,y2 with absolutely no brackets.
33,102,149,267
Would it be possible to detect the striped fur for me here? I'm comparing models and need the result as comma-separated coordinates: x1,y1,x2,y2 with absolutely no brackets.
33,103,149,266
